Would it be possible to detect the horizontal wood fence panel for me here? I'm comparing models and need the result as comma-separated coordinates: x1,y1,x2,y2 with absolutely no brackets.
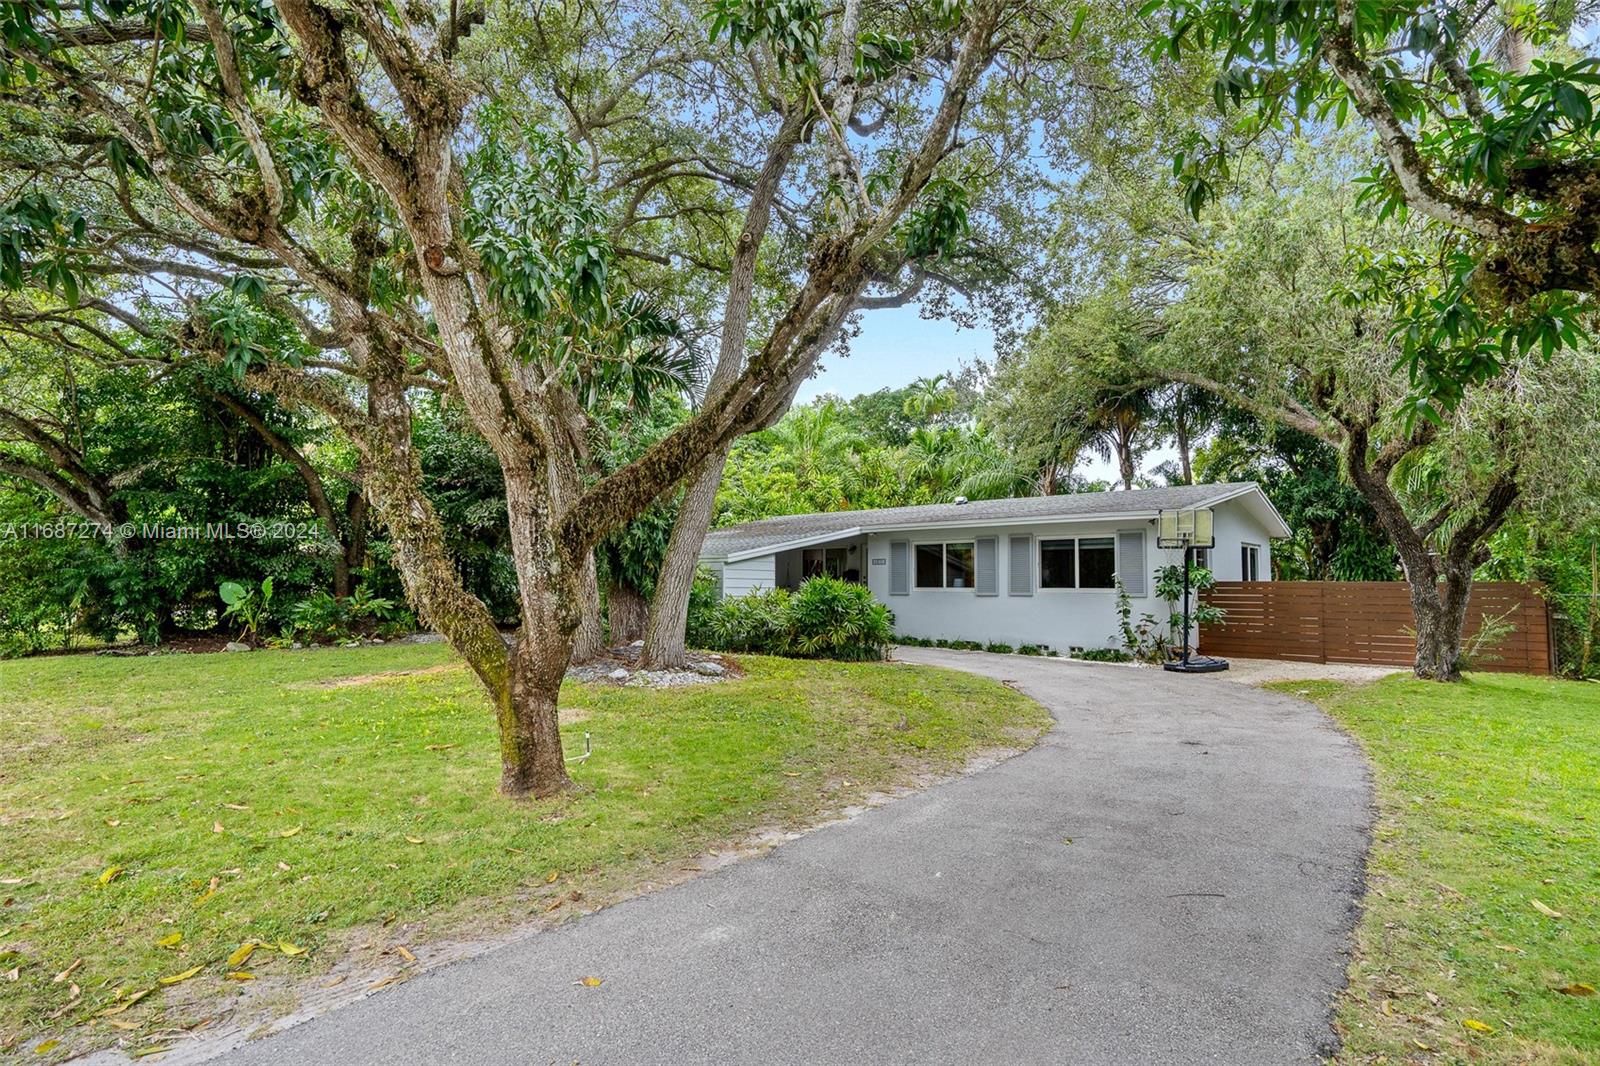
1199,581,1551,675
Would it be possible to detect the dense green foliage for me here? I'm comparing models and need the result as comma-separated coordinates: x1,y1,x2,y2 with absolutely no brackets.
714,377,1089,527
689,577,895,661
1145,0,1600,417
0,362,367,655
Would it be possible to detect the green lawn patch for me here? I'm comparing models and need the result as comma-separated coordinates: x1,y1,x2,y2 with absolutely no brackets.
1268,674,1600,1064
0,645,1048,1058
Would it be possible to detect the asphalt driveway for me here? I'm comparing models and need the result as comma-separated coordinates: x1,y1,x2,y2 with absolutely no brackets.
213,649,1372,1066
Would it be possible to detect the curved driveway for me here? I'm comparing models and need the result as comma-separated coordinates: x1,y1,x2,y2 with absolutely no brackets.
218,649,1371,1066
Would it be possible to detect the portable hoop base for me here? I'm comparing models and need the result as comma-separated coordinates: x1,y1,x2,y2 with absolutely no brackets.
1163,655,1230,674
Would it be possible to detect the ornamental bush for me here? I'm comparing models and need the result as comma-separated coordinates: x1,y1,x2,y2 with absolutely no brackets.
693,577,893,661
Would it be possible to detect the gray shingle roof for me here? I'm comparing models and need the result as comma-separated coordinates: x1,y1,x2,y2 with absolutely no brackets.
702,482,1270,560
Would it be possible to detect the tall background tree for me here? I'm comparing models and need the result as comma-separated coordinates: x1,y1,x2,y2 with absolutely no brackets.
1149,0,1600,415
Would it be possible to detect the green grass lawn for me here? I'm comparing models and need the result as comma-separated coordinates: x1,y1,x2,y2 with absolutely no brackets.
1269,674,1600,1065
0,645,1048,1059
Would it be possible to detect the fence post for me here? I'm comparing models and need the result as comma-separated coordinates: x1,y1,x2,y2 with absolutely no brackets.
1318,581,1329,664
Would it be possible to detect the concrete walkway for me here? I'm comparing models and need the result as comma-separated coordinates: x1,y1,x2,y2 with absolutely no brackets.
215,650,1372,1066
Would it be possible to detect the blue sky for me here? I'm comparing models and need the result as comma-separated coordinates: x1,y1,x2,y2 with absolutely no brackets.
794,304,995,405
792,304,1163,484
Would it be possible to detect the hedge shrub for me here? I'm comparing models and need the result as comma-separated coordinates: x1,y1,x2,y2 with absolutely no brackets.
692,576,894,661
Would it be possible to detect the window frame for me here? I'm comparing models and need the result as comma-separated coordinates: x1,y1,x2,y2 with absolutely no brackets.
911,540,978,590
1241,542,1261,582
1036,535,1120,592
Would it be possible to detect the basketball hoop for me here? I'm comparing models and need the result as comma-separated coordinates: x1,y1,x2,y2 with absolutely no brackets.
1156,507,1228,674
1156,507,1215,550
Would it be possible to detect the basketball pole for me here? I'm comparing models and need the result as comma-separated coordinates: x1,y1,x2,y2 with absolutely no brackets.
1180,543,1192,665
1159,505,1228,674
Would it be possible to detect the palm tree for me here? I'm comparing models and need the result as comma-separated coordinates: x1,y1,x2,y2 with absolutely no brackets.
1081,384,1157,490
901,375,958,422
763,401,865,484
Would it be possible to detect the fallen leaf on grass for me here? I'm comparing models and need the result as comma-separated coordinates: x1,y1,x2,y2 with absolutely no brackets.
130,1045,173,1059
52,958,82,983
1530,899,1563,919
33,1039,59,1054
225,943,257,968
425,743,455,751
1555,983,1596,997
1462,1018,1495,1034
368,974,405,991
277,941,306,957
156,933,182,948
3,968,17,982
213,821,224,834
1412,1039,1433,1051
224,972,255,982
277,862,290,872
98,865,124,885
577,976,602,987
158,965,204,986
98,989,152,1015
106,1020,142,1031
545,871,560,884
222,803,249,811
278,825,302,838
0,878,23,885
405,836,424,845
394,946,416,963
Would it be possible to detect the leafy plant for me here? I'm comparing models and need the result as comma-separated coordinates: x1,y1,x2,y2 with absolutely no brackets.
1458,606,1520,671
1017,644,1043,656
787,577,894,661
695,577,892,661
218,577,273,644
289,591,347,642
983,641,1014,654
1073,647,1134,663
290,585,405,643
1113,576,1170,664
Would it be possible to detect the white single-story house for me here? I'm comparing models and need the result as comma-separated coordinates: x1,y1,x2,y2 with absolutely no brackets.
698,483,1290,652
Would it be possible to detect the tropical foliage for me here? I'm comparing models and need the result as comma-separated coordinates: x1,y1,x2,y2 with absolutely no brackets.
688,576,895,661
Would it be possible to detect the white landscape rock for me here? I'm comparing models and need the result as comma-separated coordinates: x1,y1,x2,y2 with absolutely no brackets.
608,668,631,682
224,641,252,653
689,661,726,677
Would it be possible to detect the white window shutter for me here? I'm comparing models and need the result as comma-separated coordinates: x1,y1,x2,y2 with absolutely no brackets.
889,541,909,596
1117,530,1148,597
975,537,998,596
1007,535,1033,596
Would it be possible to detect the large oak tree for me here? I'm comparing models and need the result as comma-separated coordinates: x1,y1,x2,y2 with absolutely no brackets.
0,0,1034,796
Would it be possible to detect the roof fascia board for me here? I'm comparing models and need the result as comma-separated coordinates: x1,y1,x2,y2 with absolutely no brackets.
723,527,865,562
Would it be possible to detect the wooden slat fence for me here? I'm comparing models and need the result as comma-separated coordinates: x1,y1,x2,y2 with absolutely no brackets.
1199,581,1552,674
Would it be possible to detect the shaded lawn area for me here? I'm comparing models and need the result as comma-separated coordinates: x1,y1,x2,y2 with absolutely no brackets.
0,645,1048,1058
1270,674,1600,1065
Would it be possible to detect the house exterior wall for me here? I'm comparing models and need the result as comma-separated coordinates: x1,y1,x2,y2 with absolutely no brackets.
1208,503,1274,581
861,499,1278,651
718,556,777,598
864,519,1167,651
708,498,1280,653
